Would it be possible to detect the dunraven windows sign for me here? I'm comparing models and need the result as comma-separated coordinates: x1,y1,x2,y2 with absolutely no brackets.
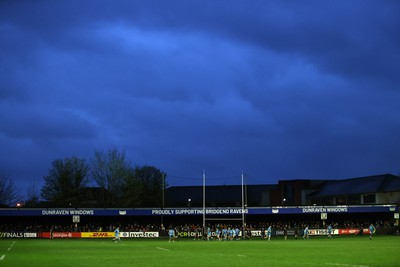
0,205,397,216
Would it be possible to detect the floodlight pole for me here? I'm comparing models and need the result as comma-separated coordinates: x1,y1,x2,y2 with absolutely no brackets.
241,171,245,240
202,170,206,233
161,173,165,228
162,173,165,207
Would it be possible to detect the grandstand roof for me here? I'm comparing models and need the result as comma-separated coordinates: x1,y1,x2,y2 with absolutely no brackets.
308,174,400,198
166,184,278,206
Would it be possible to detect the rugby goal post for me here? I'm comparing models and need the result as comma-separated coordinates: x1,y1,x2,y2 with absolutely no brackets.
202,171,247,240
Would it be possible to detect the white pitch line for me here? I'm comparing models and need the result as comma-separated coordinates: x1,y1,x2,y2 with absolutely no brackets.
7,241,15,251
326,263,370,267
156,247,170,251
0,255,5,261
237,254,247,257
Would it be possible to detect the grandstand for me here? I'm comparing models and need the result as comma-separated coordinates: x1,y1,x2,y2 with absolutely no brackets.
1,173,399,239
166,173,400,207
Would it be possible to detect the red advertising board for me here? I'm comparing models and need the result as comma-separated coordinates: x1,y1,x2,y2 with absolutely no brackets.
40,232,81,238
338,228,369,235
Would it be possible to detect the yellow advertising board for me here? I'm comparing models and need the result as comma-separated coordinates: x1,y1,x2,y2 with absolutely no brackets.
81,232,114,238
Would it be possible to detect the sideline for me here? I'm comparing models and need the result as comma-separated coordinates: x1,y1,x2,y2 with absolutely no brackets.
0,255,5,261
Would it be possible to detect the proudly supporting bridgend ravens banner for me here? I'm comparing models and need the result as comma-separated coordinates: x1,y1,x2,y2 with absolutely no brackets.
0,205,397,216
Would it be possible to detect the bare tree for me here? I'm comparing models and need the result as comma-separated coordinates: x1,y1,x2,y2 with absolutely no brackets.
91,148,131,207
41,157,90,207
25,180,41,207
0,171,18,207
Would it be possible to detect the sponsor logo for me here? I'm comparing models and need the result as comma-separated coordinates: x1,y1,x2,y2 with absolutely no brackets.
177,232,198,238
81,232,114,238
129,232,159,238
0,232,30,238
302,207,348,213
41,209,95,216
309,229,326,235
53,232,73,238
339,229,361,235
251,230,262,237
5,232,23,238
119,232,160,238
24,233,37,238
92,232,113,237
275,230,296,236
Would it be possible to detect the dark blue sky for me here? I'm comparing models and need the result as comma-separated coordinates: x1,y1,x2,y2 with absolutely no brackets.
1,0,399,195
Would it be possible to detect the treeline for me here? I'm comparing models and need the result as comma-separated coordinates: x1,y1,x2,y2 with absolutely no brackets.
0,148,166,208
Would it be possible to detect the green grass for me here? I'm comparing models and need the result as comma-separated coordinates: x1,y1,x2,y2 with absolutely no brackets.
1,236,399,267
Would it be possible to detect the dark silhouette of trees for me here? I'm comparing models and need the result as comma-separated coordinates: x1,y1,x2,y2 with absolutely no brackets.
25,180,41,208
91,148,130,207
11,149,168,208
90,149,166,208
0,171,18,207
122,165,166,208
41,156,90,207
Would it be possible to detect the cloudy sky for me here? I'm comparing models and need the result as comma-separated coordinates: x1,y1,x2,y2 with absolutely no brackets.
1,0,399,196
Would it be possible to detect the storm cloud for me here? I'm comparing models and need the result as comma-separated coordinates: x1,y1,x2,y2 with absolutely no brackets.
1,0,399,196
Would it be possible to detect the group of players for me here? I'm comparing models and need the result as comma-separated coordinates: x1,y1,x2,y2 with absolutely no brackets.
166,223,376,242
112,223,376,242
168,226,246,242
168,225,273,242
